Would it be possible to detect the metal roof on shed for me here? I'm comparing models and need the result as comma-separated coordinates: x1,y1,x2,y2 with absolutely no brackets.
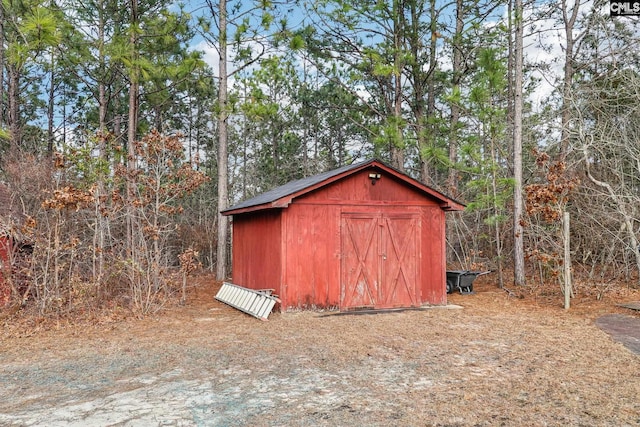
223,162,361,213
222,158,465,215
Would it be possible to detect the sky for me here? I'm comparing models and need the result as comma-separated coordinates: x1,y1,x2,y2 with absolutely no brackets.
187,0,576,113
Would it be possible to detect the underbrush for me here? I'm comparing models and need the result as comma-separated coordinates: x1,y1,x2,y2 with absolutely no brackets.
0,270,207,340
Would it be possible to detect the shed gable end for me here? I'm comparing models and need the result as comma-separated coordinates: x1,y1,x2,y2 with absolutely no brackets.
295,168,442,206
222,159,464,215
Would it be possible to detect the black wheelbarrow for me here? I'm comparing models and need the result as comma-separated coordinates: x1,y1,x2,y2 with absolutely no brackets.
446,270,490,294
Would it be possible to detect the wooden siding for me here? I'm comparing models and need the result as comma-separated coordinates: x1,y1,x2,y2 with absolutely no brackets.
230,210,283,297
340,210,421,309
420,207,447,305
302,168,441,206
279,170,447,309
228,164,456,311
283,203,338,309
281,205,447,309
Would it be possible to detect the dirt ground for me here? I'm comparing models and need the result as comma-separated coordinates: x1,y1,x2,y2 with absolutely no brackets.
1,275,640,426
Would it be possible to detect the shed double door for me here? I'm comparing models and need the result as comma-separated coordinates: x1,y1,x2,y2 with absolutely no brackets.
340,211,420,310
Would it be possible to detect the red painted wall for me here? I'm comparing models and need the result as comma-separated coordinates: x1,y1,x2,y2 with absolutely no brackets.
420,207,447,305
279,169,447,310
230,210,283,297
230,167,451,310
303,168,441,206
283,203,339,309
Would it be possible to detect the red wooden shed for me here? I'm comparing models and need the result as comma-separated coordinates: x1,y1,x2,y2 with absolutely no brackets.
222,159,464,311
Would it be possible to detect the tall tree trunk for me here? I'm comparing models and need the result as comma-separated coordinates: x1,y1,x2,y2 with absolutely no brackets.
98,0,108,134
0,2,5,130
389,0,404,172
93,0,108,285
127,0,139,261
98,82,107,135
216,0,230,280
114,101,122,139
505,0,515,180
559,0,579,160
47,48,55,154
7,64,20,151
562,211,571,309
407,0,426,182
513,0,526,286
448,0,463,194
491,131,505,288
420,0,438,185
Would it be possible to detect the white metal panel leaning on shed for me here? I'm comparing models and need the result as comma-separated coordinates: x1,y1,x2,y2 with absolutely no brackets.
215,282,280,320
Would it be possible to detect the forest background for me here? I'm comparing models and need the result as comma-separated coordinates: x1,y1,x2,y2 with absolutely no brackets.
0,0,638,316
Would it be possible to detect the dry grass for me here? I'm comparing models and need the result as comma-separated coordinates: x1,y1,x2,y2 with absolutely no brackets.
0,274,639,426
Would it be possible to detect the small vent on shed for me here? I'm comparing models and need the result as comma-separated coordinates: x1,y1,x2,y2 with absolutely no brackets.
215,282,280,321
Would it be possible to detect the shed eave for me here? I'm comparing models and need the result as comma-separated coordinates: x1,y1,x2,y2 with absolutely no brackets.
222,202,283,216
